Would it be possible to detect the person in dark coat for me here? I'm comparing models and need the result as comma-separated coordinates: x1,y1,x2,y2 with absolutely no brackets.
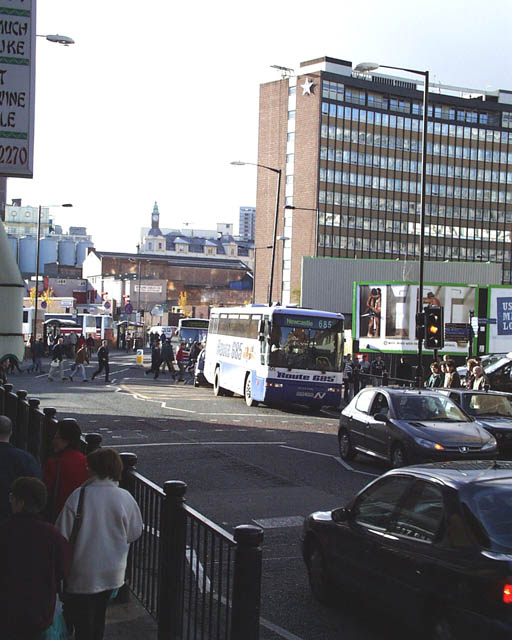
91,340,110,383
0,476,72,640
146,343,162,379
161,339,176,378
396,357,413,386
0,416,41,519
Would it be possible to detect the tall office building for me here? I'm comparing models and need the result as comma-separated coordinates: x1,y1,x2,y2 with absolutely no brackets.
239,206,256,240
255,56,512,304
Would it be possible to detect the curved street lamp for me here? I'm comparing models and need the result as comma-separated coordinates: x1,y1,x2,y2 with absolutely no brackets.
231,161,282,304
355,61,429,385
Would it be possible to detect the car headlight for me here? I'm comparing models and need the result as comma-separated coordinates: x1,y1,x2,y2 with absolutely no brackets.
414,437,444,450
482,435,498,451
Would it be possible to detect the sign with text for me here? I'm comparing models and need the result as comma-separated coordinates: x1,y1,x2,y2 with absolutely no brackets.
488,287,512,353
0,0,36,177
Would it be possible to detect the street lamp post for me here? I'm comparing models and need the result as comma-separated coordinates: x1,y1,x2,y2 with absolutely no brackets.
355,62,429,386
284,205,318,256
32,203,73,341
231,161,282,305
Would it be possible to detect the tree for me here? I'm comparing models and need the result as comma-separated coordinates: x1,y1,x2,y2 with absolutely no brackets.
178,291,191,316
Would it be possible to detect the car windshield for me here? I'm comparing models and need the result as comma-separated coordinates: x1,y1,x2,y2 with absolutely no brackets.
392,394,470,422
484,356,512,375
268,316,343,372
461,482,512,551
464,394,512,417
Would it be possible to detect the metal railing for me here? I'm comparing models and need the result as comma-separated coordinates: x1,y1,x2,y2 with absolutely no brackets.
120,453,263,640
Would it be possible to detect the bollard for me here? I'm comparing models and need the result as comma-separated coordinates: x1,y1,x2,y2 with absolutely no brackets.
14,390,29,450
85,433,103,454
42,408,58,464
27,398,44,461
4,384,17,442
231,525,264,640
158,480,187,640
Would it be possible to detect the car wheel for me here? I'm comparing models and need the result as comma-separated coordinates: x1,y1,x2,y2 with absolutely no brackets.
213,369,225,396
245,374,258,407
306,544,335,606
391,443,408,468
338,428,356,461
430,614,457,640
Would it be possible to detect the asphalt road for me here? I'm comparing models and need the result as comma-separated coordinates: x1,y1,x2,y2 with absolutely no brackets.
8,352,410,640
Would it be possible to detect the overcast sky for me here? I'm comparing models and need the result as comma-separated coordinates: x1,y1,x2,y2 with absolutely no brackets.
7,0,512,252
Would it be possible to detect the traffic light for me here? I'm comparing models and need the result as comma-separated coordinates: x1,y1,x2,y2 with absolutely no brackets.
424,306,444,349
415,312,425,340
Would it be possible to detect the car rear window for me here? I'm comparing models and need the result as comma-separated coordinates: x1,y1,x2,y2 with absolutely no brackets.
461,482,512,551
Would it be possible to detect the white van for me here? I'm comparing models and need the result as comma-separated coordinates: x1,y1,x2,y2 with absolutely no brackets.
148,326,176,340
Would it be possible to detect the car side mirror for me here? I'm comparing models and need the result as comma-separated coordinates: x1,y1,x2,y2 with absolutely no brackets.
374,412,388,423
332,507,351,523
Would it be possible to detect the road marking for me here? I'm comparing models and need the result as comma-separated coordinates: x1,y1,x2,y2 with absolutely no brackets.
253,516,304,529
111,441,288,448
280,445,378,476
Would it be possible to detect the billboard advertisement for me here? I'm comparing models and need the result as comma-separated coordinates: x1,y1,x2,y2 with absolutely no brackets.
354,282,477,354
487,286,512,354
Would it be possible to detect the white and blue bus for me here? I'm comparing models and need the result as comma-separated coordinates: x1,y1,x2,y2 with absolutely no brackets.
204,305,344,408
177,317,209,345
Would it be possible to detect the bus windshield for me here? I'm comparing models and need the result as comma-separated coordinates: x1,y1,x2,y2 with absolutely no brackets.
178,319,209,344
268,315,343,372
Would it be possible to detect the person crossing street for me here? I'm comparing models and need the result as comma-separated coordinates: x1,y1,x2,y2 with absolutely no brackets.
91,340,110,383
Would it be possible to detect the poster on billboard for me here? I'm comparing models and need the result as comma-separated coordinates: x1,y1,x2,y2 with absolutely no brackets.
354,282,476,354
0,0,36,178
487,286,512,354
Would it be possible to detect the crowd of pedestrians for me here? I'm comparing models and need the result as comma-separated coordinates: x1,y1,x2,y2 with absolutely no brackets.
426,355,488,390
145,331,203,384
0,412,142,640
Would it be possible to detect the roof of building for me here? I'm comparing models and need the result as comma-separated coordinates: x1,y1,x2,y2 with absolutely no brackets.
89,249,251,271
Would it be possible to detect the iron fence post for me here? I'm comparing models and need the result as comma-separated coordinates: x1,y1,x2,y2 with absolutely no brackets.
14,390,29,449
158,480,187,640
231,525,264,640
0,383,5,415
4,384,17,440
85,433,103,454
27,398,43,461
118,452,138,605
120,452,138,491
42,407,58,463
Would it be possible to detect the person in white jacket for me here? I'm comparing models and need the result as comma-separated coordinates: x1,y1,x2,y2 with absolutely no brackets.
56,447,142,640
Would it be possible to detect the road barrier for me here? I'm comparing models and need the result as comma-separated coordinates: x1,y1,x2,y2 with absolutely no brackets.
120,452,264,640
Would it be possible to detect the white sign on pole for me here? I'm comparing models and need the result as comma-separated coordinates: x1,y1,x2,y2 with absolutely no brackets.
0,0,36,177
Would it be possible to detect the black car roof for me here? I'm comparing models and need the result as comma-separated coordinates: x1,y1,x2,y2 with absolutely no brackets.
386,461,512,490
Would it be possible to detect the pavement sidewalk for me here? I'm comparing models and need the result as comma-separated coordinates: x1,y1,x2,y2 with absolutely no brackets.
105,592,157,639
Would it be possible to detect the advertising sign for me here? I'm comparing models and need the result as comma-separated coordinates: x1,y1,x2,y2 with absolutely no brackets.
487,286,512,353
0,0,36,177
354,282,477,354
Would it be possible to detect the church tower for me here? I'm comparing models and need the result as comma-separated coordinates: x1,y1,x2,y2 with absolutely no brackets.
142,202,166,253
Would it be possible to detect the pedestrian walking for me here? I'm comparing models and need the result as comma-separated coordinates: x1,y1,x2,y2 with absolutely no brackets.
342,355,354,404
32,337,45,373
91,340,110,383
370,354,386,386
472,365,489,390
351,355,361,395
7,356,23,374
443,361,461,388
0,415,42,519
146,343,162,379
69,344,90,382
69,331,78,354
161,339,176,378
57,448,143,640
86,335,95,359
0,477,72,640
427,362,443,388
176,343,186,381
359,355,371,389
396,356,413,386
48,336,67,381
43,418,89,523
0,359,7,385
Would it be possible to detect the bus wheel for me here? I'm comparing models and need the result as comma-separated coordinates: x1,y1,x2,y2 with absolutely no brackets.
245,374,258,407
213,369,225,396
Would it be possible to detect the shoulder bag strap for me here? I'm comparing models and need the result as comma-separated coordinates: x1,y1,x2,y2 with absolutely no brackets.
69,486,86,549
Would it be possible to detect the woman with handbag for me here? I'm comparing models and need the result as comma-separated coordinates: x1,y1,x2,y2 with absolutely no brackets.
56,448,142,640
